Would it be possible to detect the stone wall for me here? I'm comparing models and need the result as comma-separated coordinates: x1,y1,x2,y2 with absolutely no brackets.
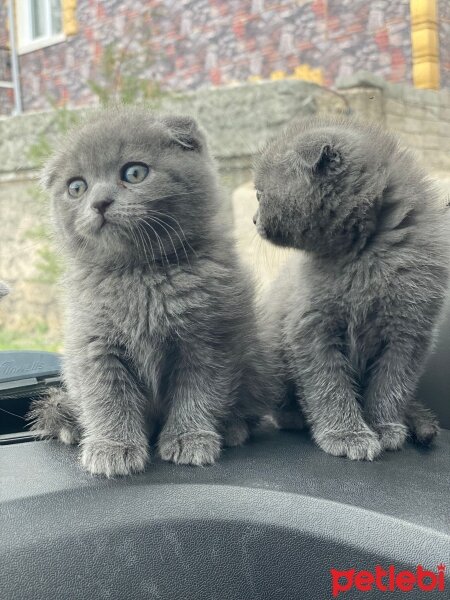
338,72,450,176
0,78,323,180
3,73,449,182
0,75,449,349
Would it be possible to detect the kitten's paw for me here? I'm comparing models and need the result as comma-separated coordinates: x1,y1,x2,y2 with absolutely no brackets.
80,439,149,477
221,421,250,447
374,423,408,451
315,428,382,461
158,431,221,465
58,426,80,445
412,421,440,446
275,408,306,431
405,402,440,446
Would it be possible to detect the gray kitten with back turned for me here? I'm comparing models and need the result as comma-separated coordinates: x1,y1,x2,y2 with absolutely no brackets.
254,116,449,460
28,108,274,477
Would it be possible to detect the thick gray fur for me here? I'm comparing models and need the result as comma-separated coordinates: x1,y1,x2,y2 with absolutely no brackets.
254,116,449,460
28,108,275,477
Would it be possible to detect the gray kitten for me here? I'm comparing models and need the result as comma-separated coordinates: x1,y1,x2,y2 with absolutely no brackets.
28,108,273,476
254,116,449,460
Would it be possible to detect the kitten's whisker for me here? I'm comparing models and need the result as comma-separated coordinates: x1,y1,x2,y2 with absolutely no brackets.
147,209,198,259
148,190,200,202
148,218,181,268
133,218,162,265
138,219,169,267
134,222,157,269
146,215,190,268
146,210,189,241
254,233,274,283
135,225,155,271
151,227,170,267
129,222,155,268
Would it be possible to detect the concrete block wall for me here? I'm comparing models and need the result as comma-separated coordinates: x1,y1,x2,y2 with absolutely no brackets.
337,72,450,174
0,75,449,346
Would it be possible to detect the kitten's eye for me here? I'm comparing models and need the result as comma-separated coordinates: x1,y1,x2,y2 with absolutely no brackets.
68,178,87,198
256,190,262,202
121,163,149,184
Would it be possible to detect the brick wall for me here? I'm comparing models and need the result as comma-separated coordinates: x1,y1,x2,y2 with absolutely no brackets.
1,0,418,116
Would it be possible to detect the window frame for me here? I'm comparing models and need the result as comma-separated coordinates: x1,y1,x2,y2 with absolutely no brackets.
16,0,65,55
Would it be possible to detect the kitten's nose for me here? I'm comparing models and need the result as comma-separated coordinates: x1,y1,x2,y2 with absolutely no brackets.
92,198,114,215
252,211,259,225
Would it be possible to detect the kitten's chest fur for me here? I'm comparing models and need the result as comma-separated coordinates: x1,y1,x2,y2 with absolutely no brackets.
80,266,194,331
299,254,395,375
67,264,206,393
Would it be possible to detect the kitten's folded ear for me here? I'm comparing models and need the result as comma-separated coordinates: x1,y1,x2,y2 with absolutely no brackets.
162,115,205,152
298,139,343,174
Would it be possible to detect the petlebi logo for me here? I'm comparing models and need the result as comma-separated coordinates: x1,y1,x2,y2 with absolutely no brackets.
331,564,446,596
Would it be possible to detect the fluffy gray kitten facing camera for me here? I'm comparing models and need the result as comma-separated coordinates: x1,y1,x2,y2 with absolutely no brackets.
29,108,274,477
254,116,449,460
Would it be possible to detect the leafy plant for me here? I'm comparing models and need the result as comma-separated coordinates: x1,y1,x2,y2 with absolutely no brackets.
87,19,165,106
25,101,83,284
28,103,79,165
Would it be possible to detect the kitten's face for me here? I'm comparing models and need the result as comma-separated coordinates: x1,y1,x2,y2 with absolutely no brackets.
44,110,217,265
253,118,389,255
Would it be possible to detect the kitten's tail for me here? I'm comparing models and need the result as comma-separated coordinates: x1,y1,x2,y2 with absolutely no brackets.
27,387,81,445
405,399,440,446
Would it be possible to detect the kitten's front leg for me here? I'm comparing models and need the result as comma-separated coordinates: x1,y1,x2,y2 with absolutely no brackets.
292,316,382,460
158,347,228,466
364,337,429,451
68,344,150,477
